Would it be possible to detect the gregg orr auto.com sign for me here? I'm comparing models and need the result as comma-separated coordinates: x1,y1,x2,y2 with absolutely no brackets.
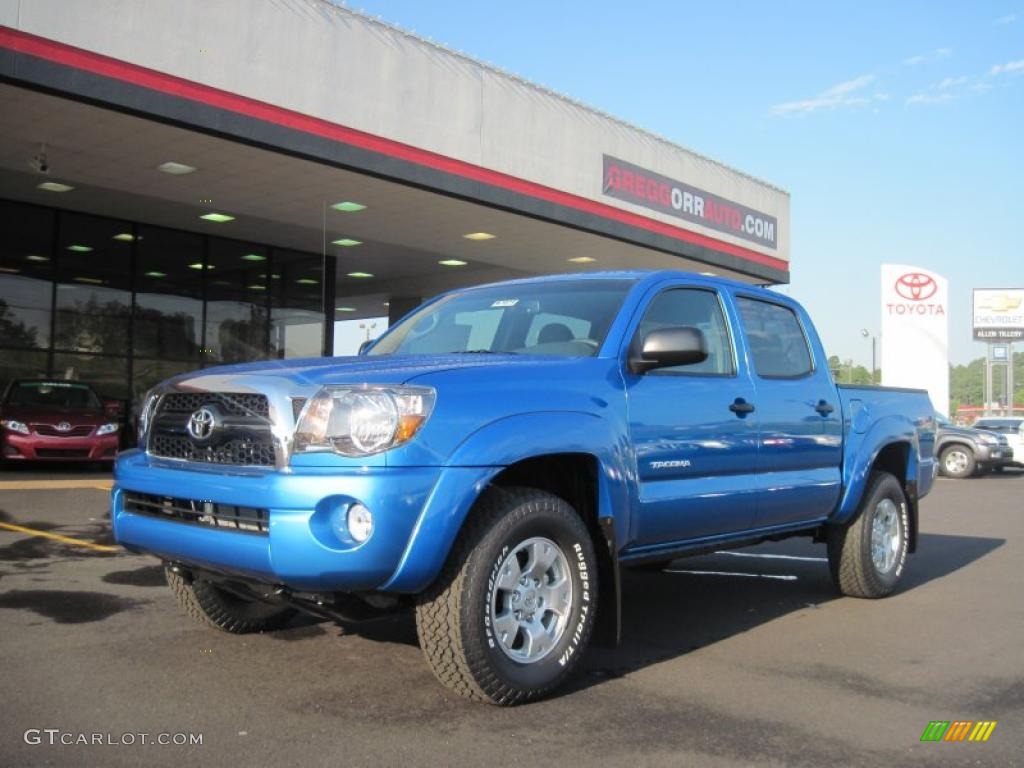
602,155,778,249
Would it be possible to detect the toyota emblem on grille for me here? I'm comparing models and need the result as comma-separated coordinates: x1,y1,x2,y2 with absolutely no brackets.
56,422,72,432
186,407,217,441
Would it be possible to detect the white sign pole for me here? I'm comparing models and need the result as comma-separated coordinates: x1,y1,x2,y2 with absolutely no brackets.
880,264,949,416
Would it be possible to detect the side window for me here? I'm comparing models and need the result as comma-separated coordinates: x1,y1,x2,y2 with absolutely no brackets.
636,288,734,375
736,297,813,378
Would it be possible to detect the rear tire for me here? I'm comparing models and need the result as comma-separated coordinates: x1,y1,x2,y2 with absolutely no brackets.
827,471,909,598
415,487,598,705
940,445,975,479
165,567,295,633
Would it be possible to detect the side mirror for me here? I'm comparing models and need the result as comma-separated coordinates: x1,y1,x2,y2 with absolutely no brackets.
629,326,708,374
358,340,374,355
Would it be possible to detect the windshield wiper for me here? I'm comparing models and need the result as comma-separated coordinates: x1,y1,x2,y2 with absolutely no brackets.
452,349,517,355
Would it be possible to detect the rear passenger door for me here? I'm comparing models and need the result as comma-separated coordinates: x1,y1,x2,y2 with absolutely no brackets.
734,296,842,527
625,285,759,545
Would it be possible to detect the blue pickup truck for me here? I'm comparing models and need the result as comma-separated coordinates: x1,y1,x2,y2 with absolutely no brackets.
113,270,936,705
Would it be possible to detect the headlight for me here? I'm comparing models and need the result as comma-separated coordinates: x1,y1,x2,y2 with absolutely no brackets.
1,419,30,435
977,433,998,446
137,390,160,444
96,423,119,436
294,385,435,457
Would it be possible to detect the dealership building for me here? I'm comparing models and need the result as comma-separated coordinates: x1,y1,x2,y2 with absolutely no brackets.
0,0,790,414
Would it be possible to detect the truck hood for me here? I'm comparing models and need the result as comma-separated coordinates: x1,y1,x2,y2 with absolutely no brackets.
166,353,564,393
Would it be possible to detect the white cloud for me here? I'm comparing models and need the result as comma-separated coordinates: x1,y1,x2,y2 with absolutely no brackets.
906,92,954,106
771,74,877,116
937,76,968,89
972,81,995,92
903,48,952,66
996,13,1017,24
990,59,1024,75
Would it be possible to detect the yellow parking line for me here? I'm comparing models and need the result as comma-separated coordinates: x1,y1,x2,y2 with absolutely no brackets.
0,521,120,553
0,479,113,491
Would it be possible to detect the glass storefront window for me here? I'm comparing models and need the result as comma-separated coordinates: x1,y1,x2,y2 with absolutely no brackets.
204,238,269,364
0,201,54,349
134,226,203,362
271,248,324,359
51,352,130,401
54,213,132,354
0,348,49,394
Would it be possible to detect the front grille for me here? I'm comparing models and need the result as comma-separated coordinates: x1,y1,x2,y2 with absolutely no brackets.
159,392,269,418
148,391,276,468
36,448,90,458
123,491,269,534
149,434,276,466
33,424,94,437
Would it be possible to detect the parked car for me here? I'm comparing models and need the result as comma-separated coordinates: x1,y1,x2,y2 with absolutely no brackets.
0,379,121,465
112,270,936,704
971,417,1024,470
935,415,1013,478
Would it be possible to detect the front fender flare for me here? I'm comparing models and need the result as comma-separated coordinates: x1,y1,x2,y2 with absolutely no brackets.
381,411,632,594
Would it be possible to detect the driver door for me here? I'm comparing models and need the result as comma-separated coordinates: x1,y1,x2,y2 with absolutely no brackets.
625,286,759,545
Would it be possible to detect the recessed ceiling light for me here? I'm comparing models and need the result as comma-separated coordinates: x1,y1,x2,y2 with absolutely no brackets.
296,278,319,285
241,253,266,262
568,256,596,264
335,306,357,312
66,245,93,253
37,181,74,193
271,274,281,280
700,271,716,276
73,276,104,285
0,267,21,274
330,201,366,212
463,232,496,241
112,233,135,242
145,271,167,278
25,255,49,262
439,259,467,267
188,262,214,270
383,301,390,307
347,271,374,279
158,161,197,175
247,284,266,291
199,213,234,223
332,238,363,247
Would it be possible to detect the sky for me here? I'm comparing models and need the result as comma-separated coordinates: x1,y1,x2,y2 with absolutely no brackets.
342,0,1022,366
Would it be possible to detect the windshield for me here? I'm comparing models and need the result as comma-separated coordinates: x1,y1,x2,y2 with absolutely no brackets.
368,279,635,357
5,381,101,410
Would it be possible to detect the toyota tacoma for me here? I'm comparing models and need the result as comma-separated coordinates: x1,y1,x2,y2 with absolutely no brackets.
113,271,937,704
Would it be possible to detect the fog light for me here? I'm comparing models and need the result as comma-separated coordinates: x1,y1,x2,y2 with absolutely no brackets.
347,503,373,543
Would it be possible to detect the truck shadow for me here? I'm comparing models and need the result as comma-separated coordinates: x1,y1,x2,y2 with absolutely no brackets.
565,531,1004,695
309,531,1004,696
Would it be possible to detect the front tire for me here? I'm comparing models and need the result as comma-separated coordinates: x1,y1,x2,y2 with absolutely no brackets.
827,471,909,598
415,487,598,705
165,567,295,633
940,445,976,478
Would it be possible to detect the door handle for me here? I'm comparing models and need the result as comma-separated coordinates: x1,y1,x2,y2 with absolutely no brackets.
729,399,755,416
815,400,835,416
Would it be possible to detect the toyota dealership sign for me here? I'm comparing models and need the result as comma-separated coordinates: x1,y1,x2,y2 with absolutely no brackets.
972,289,1024,341
881,264,949,414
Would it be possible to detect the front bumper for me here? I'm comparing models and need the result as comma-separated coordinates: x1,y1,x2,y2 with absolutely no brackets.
2,431,119,461
112,450,496,593
976,444,1014,467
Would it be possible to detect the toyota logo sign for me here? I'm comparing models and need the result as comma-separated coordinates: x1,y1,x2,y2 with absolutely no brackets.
55,422,72,432
186,407,216,441
894,273,938,301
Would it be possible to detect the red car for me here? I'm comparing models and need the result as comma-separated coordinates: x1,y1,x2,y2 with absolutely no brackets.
1,379,121,465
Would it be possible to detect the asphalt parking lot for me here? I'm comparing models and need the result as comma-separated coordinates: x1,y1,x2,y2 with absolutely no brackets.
0,466,1021,767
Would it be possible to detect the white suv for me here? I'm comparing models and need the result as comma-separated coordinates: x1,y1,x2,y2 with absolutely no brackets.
973,417,1024,469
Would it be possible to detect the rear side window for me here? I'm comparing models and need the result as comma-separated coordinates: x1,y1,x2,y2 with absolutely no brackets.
736,297,813,378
